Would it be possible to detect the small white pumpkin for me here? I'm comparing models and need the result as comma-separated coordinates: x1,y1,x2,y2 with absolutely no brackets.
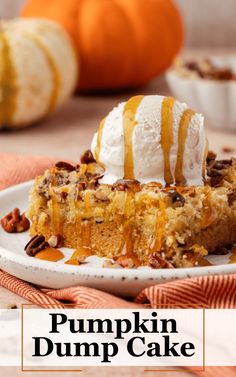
0,18,78,129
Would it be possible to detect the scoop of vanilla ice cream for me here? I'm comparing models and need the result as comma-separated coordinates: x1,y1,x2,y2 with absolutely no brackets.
91,95,207,186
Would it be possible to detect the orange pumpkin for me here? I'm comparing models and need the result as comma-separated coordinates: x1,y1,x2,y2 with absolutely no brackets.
21,0,183,91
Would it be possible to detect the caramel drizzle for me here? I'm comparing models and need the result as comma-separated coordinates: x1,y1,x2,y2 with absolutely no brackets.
25,33,61,114
74,192,92,259
175,109,195,185
94,117,106,164
161,97,175,185
123,95,144,179
202,138,209,178
51,193,62,235
152,197,166,252
122,191,134,256
119,190,140,266
0,27,18,125
67,192,92,263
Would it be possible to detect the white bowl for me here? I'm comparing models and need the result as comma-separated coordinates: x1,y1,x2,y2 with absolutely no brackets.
166,56,236,132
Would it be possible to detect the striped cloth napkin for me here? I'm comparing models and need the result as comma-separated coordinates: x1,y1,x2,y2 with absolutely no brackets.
0,153,236,376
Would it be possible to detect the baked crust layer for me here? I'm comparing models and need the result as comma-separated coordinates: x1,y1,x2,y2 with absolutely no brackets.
28,153,236,268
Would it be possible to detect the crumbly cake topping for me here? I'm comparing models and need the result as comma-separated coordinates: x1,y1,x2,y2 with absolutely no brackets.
27,150,236,268
36,150,236,199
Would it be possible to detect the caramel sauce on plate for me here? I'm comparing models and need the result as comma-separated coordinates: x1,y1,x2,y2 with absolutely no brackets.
175,109,195,185
228,255,236,264
228,247,236,264
199,258,213,266
35,247,64,262
161,97,175,185
65,244,92,265
65,259,80,265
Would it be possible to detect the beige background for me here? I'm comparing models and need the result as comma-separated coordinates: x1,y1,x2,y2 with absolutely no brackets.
1,0,236,47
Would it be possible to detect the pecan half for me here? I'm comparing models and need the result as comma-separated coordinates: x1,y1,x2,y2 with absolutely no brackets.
48,234,63,248
24,235,49,257
80,150,96,164
1,208,30,233
112,179,141,192
149,252,174,269
168,190,185,207
55,161,75,171
94,186,110,201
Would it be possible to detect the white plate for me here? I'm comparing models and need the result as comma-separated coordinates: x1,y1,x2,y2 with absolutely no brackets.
0,181,235,297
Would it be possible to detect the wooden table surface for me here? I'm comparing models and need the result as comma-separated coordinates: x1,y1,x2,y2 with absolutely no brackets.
0,64,235,377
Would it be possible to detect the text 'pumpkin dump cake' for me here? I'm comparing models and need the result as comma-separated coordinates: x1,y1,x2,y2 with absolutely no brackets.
28,95,236,268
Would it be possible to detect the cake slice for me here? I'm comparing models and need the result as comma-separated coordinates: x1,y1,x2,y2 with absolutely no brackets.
27,95,236,268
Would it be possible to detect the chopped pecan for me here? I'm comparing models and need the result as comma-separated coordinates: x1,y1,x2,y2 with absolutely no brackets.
94,187,110,201
1,208,30,233
228,190,236,206
112,179,141,192
115,256,136,269
212,246,231,255
61,191,68,200
88,179,100,190
149,252,174,269
207,150,216,164
212,160,231,170
210,175,223,187
48,235,63,248
182,251,202,265
207,159,231,182
80,150,96,164
24,235,49,257
55,161,75,171
56,172,69,186
168,190,185,207
77,179,88,191
102,259,122,269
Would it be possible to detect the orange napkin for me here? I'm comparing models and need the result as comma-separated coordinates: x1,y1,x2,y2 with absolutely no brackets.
0,153,235,376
